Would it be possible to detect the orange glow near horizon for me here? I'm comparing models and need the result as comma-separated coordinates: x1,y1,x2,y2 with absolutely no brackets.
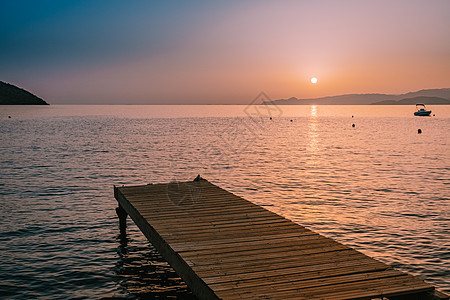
5,1,449,104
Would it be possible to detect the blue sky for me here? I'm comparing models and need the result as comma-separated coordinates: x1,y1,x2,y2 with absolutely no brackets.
1,1,212,70
1,0,449,104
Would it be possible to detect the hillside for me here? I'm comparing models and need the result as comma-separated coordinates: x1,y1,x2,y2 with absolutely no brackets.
372,96,450,105
264,88,450,105
0,81,49,105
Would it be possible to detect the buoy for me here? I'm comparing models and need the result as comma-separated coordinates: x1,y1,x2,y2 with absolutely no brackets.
290,120,293,122
352,124,355,127
352,115,354,118
269,117,272,120
8,116,11,119
418,129,422,134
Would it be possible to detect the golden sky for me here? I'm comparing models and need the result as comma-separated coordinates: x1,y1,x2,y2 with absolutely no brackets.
1,0,449,104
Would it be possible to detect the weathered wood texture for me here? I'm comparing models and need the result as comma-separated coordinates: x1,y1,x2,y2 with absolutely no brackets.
114,179,446,300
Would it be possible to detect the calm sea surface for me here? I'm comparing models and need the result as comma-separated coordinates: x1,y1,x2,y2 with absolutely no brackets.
0,105,449,299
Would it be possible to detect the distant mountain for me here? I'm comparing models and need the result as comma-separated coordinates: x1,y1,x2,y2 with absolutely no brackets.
0,81,48,105
400,88,450,100
372,96,450,105
264,88,450,105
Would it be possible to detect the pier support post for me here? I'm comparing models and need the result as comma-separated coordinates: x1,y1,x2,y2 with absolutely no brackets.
116,204,127,236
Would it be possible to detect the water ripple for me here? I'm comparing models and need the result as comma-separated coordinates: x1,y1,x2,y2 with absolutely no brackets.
1,105,449,297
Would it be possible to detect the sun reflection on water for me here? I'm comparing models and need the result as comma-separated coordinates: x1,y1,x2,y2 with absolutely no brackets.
307,105,319,155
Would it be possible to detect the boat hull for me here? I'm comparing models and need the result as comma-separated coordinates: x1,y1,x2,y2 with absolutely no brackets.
414,111,432,116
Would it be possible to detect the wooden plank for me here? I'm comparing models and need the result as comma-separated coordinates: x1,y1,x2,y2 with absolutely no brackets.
176,234,331,255
135,205,271,220
189,251,370,276
148,216,291,233
139,209,279,222
114,180,438,300
153,220,304,237
161,225,310,243
130,196,257,210
209,268,406,293
187,250,365,278
170,231,319,251
180,244,350,267
180,239,346,262
139,215,285,231
200,260,388,285
133,201,269,214
214,274,432,299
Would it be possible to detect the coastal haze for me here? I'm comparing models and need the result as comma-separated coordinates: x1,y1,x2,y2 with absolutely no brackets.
1,0,450,104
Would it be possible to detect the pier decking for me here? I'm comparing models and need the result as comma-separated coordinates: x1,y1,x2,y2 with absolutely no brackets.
114,178,447,300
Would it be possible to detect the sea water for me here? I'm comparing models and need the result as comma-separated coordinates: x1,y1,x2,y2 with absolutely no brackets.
0,105,449,298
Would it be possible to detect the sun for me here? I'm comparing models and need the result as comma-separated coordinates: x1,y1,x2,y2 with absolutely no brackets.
311,77,318,84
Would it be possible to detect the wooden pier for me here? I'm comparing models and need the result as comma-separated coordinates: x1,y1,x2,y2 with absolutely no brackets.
114,178,448,300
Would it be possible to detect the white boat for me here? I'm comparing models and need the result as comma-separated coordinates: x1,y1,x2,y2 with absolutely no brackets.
414,103,432,116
